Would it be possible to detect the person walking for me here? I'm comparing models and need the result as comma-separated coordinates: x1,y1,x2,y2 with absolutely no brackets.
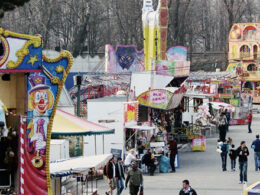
125,161,143,195
229,144,237,171
251,134,260,171
141,148,156,176
236,141,249,184
179,180,197,195
220,140,229,171
124,149,137,166
169,137,178,172
218,111,228,142
247,110,252,133
105,157,117,195
115,157,125,195
225,109,231,132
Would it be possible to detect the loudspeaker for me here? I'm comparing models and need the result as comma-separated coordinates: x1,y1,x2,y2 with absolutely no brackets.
76,75,82,86
2,74,10,81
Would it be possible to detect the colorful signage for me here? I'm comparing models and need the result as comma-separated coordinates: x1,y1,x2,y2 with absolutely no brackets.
219,94,233,99
155,59,190,77
105,45,144,73
150,89,168,104
124,101,139,125
137,86,186,110
230,98,240,107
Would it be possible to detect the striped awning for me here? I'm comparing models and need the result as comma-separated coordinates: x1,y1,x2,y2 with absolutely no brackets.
51,109,114,137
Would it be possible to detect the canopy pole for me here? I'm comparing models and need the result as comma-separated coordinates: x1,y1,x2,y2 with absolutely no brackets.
94,135,97,155
81,136,84,156
102,135,104,154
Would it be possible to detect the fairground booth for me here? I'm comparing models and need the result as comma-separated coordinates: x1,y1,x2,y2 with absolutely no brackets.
0,29,73,194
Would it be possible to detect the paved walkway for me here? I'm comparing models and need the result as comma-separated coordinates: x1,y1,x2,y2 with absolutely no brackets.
97,114,260,195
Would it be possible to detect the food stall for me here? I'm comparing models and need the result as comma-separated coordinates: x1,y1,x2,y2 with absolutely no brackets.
186,71,251,125
0,28,73,194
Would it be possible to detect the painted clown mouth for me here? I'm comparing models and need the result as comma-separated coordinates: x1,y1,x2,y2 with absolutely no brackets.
37,105,47,111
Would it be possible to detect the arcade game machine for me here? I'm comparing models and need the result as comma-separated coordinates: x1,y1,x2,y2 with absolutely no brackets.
0,28,73,194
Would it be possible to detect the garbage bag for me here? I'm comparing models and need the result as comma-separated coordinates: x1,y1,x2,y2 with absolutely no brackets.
159,155,170,173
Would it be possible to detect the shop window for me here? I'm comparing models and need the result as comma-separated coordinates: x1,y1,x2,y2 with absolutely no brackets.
240,45,250,59
253,45,258,60
247,64,257,71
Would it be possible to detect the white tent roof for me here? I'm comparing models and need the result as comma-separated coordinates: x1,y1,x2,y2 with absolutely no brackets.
50,154,112,177
131,71,173,97
124,125,156,131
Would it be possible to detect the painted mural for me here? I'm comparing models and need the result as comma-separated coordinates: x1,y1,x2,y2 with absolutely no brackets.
105,45,145,73
0,28,73,195
155,46,190,77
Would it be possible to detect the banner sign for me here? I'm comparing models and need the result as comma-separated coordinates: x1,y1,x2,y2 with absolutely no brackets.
123,101,138,125
137,86,186,110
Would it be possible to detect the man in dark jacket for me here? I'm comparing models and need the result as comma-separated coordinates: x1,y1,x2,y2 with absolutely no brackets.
179,180,197,195
236,141,249,184
224,109,231,132
105,157,117,195
251,134,260,171
115,157,125,195
141,148,156,176
169,138,178,172
125,161,143,195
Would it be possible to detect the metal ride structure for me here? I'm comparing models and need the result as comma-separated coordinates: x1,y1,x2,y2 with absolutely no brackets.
226,23,260,103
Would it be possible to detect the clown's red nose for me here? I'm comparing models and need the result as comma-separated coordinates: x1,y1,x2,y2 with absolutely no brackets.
39,99,44,104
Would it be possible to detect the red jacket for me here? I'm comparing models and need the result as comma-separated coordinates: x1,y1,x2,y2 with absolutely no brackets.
248,113,252,122
169,140,178,155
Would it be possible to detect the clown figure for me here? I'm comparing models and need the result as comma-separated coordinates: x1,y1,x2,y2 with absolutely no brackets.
27,74,54,159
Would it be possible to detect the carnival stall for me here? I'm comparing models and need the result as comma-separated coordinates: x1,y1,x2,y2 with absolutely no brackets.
0,28,73,194
51,109,115,157
186,71,251,125
50,154,112,195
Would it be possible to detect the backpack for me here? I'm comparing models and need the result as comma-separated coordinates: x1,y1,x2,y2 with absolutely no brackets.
221,143,227,153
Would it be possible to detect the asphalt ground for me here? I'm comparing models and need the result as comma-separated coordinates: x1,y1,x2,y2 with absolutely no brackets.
97,113,260,195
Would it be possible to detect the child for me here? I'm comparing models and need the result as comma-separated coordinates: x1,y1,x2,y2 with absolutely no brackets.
229,144,237,171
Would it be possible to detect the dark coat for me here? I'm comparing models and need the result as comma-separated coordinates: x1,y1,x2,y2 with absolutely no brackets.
236,146,249,162
115,163,125,179
141,152,154,166
169,140,178,156
179,187,197,195
105,161,115,179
